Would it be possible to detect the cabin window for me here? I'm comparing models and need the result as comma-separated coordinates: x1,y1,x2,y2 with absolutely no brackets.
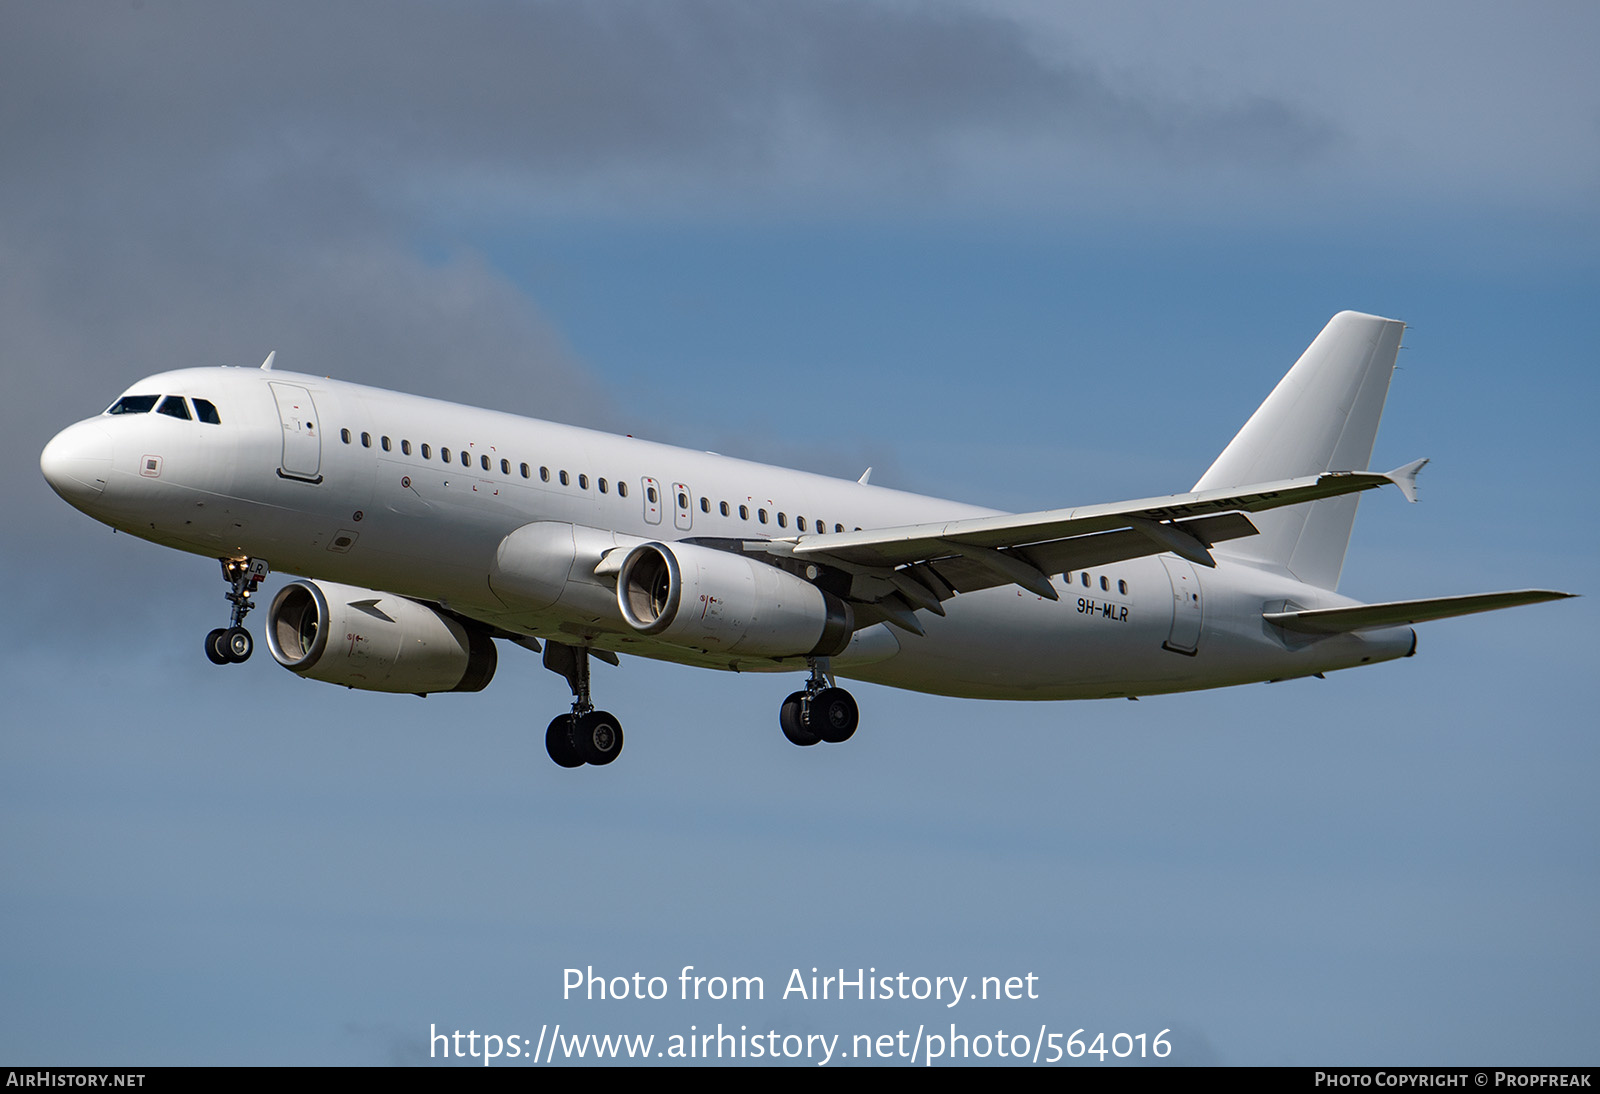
192,398,221,424
401,440,412,455
835,524,845,533
598,477,608,493
1080,573,1090,587
421,443,431,459
341,428,352,444
521,463,530,478
719,501,730,517
441,447,451,462
677,491,687,509
560,470,570,486
579,474,589,489
1100,576,1109,591
108,394,159,415
758,508,768,524
618,481,628,498
381,436,391,452
360,432,372,448
1118,579,1128,595
777,512,787,528
461,450,471,468
700,497,709,513
500,458,509,474
540,466,549,482
646,485,657,503
798,516,807,532
479,454,489,471
739,505,749,520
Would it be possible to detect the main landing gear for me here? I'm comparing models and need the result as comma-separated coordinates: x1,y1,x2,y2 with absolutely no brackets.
205,557,268,665
780,658,859,748
534,645,858,766
542,641,624,768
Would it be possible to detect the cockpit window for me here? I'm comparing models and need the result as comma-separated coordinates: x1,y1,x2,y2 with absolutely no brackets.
108,395,159,415
157,395,192,420
192,398,221,424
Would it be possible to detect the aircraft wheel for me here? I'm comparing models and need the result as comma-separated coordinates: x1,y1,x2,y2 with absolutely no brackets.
779,690,819,746
810,687,858,743
574,710,624,766
224,627,253,663
545,716,585,768
205,628,230,665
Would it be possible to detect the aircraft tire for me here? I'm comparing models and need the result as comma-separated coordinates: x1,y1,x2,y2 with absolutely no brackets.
575,710,624,766
545,716,585,768
205,628,230,665
224,627,253,663
779,691,819,746
810,687,858,743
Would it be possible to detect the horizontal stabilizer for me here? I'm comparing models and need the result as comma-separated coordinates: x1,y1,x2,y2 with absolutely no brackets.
1264,590,1574,634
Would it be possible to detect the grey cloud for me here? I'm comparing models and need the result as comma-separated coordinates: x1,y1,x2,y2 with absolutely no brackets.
2,0,1341,529
3,225,610,432
1,0,1338,216
2,210,614,560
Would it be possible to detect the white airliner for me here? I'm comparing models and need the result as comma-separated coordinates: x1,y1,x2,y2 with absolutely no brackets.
40,311,1570,767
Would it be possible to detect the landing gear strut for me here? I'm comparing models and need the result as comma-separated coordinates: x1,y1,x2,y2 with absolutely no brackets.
780,657,859,747
542,641,624,767
205,557,268,665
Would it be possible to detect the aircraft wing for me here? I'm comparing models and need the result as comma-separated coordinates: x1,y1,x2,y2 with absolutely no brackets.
1264,590,1576,634
771,467,1421,619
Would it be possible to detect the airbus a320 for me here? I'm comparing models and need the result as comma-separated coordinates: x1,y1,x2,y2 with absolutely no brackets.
40,312,1571,768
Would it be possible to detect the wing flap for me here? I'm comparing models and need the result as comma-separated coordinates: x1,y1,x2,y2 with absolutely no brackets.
912,512,1258,597
1264,590,1574,634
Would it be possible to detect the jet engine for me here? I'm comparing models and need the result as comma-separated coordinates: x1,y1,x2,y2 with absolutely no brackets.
616,541,853,658
265,579,497,694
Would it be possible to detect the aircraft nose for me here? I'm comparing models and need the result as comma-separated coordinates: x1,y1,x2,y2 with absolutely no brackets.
41,420,113,508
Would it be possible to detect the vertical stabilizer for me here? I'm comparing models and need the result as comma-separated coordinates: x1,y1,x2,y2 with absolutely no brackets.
1193,311,1405,590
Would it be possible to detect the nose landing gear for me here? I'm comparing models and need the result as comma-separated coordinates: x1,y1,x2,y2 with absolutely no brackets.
205,557,268,665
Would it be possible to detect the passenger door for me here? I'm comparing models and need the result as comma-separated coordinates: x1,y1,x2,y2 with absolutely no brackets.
269,382,322,483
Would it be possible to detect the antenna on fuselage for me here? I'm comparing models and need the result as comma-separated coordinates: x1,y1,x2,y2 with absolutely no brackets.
259,351,276,371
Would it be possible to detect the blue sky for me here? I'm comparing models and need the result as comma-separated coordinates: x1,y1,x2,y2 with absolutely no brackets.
2,0,1596,1066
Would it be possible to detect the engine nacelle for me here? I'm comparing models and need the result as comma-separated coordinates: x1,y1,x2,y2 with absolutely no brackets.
617,541,853,658
265,579,497,694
